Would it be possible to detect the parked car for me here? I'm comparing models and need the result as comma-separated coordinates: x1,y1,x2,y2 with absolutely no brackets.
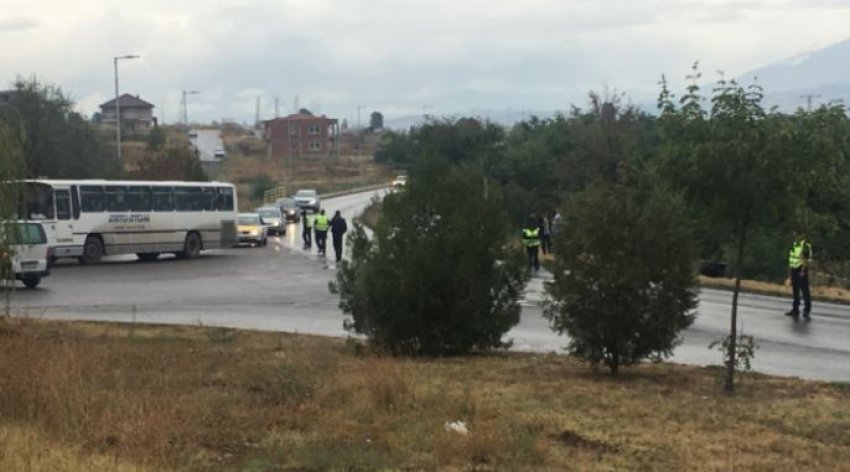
255,206,285,235
392,175,408,188
1,221,51,288
274,197,300,222
214,147,226,159
237,213,267,247
293,189,320,213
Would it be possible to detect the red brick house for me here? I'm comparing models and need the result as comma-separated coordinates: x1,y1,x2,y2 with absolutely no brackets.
264,113,339,159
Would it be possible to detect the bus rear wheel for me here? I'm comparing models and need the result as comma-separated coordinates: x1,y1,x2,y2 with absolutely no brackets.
137,252,160,262
177,233,202,259
79,236,104,265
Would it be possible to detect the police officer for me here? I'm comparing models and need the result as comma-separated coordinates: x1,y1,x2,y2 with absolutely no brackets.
301,209,313,249
330,210,348,262
522,217,541,272
313,209,330,256
785,230,813,320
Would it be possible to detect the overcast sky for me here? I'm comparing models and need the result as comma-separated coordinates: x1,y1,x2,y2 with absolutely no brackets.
1,0,848,125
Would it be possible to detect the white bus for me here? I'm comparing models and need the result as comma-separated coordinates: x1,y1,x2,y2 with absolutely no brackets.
18,179,238,264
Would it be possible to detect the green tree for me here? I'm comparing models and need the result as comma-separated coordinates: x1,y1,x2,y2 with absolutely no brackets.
145,126,166,151
657,69,796,391
369,111,384,130
130,144,207,181
331,155,527,356
2,77,120,179
543,177,697,374
373,130,417,169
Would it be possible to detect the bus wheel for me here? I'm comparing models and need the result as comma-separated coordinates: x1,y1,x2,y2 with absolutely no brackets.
79,236,104,265
22,275,41,288
178,233,202,259
137,253,160,262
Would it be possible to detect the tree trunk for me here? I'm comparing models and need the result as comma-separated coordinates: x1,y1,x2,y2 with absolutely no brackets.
725,216,749,393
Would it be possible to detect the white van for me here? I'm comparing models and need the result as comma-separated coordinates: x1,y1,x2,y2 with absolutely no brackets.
2,221,52,288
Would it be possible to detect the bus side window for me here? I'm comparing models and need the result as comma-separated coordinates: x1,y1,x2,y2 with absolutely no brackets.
152,187,173,211
55,189,71,220
80,186,104,212
104,186,128,212
217,187,234,211
202,188,216,211
71,185,80,219
128,186,152,212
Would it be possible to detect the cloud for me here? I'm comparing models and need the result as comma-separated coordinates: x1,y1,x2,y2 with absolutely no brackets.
0,17,38,33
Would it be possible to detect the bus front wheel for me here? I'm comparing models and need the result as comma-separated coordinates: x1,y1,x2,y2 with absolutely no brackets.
177,233,202,259
79,236,104,265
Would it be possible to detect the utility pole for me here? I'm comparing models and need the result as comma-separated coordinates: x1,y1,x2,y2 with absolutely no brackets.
113,54,140,164
181,90,200,127
274,97,279,118
801,94,821,112
254,97,261,129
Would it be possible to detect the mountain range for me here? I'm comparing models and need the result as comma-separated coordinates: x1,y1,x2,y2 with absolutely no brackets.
384,38,850,129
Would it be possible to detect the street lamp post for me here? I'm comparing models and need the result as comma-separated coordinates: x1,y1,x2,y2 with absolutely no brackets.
113,54,140,164
182,90,200,127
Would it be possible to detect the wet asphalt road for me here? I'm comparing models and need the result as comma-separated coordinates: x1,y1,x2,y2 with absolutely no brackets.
7,189,850,382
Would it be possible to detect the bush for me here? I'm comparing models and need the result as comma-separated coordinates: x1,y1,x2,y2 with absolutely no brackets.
543,178,698,374
330,155,527,356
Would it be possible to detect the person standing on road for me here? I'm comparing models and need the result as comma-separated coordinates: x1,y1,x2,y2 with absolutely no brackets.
301,209,313,249
785,230,813,320
540,213,552,255
330,210,348,263
522,217,541,272
313,209,330,256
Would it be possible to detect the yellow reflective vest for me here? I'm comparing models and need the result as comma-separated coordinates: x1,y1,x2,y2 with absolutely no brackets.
788,239,812,269
314,213,329,231
523,228,540,247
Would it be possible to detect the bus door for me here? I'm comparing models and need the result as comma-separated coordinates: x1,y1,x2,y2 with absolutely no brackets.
53,188,76,248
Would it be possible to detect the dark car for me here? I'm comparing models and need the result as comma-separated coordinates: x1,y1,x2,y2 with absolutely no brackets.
274,197,300,222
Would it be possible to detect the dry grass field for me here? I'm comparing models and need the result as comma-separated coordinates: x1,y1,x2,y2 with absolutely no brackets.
1,318,848,471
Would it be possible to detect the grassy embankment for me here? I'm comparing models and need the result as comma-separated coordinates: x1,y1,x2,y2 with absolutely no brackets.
1,318,848,471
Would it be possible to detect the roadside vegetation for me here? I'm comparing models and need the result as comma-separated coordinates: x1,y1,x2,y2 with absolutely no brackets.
1,318,848,471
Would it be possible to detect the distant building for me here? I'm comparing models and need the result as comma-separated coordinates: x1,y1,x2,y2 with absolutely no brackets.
99,94,156,135
263,113,339,159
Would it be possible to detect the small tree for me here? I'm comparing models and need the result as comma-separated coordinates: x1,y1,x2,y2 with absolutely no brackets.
657,68,796,391
0,118,26,315
331,155,527,356
543,177,697,374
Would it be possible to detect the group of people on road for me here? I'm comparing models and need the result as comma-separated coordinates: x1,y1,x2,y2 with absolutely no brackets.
521,212,559,272
301,208,348,262
521,214,817,321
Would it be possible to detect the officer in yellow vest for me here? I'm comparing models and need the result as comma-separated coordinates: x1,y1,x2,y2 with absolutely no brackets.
785,230,813,320
522,217,541,272
314,209,330,256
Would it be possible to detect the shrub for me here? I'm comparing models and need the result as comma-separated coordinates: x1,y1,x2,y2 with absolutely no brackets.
330,155,527,356
543,178,697,374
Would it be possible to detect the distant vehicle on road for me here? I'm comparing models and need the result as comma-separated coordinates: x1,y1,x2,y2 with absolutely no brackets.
188,130,198,138
293,189,320,213
255,206,284,235
18,179,238,264
214,147,225,159
1,221,51,288
392,175,408,188
237,213,267,247
274,197,300,222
